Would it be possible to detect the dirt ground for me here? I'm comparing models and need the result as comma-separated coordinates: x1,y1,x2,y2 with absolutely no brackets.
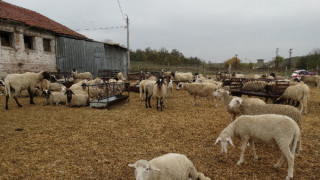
0,84,319,180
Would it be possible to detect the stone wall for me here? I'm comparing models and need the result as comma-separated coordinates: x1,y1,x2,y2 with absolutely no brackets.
0,22,57,78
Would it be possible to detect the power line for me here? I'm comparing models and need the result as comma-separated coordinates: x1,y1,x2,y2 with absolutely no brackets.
117,0,125,21
74,26,127,32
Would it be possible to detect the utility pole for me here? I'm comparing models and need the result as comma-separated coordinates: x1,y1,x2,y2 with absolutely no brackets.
275,48,279,69
235,54,238,70
125,14,130,77
288,48,292,70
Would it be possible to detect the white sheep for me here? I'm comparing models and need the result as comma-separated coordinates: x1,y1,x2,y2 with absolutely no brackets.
276,83,310,114
165,76,173,98
42,90,66,105
38,79,50,92
215,114,300,180
253,74,261,79
144,80,157,108
4,71,51,110
177,82,219,107
139,76,158,100
65,89,89,107
71,70,93,80
128,153,210,180
153,77,167,111
241,80,267,92
300,75,320,88
117,72,126,80
213,88,265,112
171,71,193,83
228,97,302,152
49,82,65,91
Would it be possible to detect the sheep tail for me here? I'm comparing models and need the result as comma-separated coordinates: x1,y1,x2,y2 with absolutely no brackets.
291,129,300,156
4,81,12,98
197,172,211,180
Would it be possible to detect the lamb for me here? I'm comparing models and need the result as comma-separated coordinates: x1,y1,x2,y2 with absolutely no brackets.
42,90,66,105
228,97,302,152
144,80,157,108
128,153,210,180
117,72,126,80
153,77,167,111
300,75,320,88
215,114,300,180
176,82,219,107
275,83,310,114
65,89,89,107
4,71,51,110
171,71,193,83
71,70,93,80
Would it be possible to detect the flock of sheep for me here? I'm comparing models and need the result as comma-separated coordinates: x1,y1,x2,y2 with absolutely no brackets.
133,70,319,180
0,69,319,179
0,70,126,109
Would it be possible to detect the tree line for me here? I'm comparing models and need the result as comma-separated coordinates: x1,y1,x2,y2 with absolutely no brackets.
130,47,205,66
295,49,320,70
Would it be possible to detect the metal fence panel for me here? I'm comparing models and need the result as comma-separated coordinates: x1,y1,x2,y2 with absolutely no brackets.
56,37,127,77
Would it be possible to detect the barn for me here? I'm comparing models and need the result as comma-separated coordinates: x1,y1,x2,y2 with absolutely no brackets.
0,1,127,78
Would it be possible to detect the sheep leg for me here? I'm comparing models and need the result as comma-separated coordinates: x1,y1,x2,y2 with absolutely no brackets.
148,96,152,108
13,96,22,108
249,140,258,162
283,146,294,180
156,97,159,111
28,89,35,104
145,92,148,108
237,137,249,165
160,98,163,111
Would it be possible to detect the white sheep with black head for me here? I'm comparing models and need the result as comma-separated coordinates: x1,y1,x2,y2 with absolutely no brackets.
4,71,51,110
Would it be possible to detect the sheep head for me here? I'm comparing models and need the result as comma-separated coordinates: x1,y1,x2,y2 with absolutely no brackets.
128,160,160,180
176,82,183,90
42,90,52,99
229,97,243,109
65,89,75,103
215,134,234,154
42,71,51,81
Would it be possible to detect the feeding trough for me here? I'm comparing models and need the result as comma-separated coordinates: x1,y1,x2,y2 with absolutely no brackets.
87,82,130,109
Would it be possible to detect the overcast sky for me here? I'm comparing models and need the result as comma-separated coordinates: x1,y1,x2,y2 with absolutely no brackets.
6,0,320,63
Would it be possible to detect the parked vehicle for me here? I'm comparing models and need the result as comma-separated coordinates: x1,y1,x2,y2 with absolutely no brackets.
291,70,316,81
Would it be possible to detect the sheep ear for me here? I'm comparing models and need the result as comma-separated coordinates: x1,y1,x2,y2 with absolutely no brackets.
226,138,234,147
214,137,221,145
150,165,160,171
128,163,136,168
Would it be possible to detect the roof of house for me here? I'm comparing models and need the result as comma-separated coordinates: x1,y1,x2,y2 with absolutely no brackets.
0,1,88,40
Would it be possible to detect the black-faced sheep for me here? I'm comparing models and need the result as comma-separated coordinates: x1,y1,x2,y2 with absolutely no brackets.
129,153,211,180
65,89,89,107
4,71,51,110
215,114,300,180
43,90,66,105
153,77,167,111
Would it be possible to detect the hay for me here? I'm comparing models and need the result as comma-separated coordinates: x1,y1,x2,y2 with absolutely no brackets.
0,84,319,179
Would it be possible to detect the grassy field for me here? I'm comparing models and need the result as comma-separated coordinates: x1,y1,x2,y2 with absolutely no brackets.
0,84,319,179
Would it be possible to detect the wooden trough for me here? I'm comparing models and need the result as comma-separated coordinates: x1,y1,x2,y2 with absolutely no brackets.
228,78,290,102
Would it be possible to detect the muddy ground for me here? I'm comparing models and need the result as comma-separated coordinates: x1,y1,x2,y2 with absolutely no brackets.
0,85,319,179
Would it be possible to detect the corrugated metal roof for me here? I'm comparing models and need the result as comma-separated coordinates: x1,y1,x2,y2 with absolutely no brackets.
0,1,88,40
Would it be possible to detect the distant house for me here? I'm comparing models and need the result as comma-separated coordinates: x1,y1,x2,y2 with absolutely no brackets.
0,1,127,78
257,59,264,68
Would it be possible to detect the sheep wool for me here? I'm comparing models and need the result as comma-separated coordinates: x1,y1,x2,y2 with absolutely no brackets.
4,71,50,109
276,83,310,114
215,114,300,180
177,82,219,106
171,72,193,83
129,153,211,180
